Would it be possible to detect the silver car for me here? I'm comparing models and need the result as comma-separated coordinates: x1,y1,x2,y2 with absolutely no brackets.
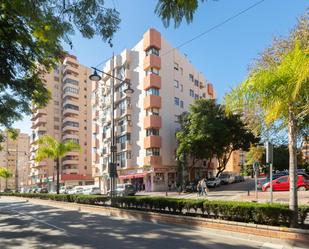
206,177,221,188
108,183,136,196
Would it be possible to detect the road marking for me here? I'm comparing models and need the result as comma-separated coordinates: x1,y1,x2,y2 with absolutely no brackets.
260,243,283,249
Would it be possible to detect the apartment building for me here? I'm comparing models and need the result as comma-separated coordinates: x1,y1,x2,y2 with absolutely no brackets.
92,28,216,193
0,130,30,191
29,54,93,191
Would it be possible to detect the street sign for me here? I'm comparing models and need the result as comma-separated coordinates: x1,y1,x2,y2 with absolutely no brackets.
265,141,273,164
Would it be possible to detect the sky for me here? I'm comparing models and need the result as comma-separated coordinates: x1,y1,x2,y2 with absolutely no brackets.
12,0,308,135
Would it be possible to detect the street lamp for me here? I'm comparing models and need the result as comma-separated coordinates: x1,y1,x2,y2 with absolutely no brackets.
89,65,134,197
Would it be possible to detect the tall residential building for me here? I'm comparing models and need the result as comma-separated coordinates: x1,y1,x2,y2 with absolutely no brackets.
29,54,93,190
0,130,30,191
92,28,216,193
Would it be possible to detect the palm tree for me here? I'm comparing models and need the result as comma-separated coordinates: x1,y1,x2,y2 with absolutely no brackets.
35,135,80,194
0,167,13,191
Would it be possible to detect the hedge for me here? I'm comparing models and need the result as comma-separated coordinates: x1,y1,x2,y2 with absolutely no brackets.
112,196,309,227
1,193,308,227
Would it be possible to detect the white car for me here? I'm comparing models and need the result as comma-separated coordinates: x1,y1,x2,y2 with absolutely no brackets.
82,186,101,195
60,186,73,194
206,177,221,188
68,186,84,194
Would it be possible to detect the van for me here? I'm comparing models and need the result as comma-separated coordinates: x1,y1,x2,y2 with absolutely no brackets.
82,186,101,195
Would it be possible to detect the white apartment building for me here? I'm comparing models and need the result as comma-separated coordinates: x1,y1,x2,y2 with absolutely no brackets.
29,54,94,190
92,29,216,193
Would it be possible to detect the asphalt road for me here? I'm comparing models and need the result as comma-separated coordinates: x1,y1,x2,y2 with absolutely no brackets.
0,198,292,249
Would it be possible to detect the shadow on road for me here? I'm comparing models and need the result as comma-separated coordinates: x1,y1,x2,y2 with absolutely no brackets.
0,200,261,249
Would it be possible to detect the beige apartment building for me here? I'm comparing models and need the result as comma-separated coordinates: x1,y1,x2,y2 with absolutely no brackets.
29,54,93,191
92,28,216,193
0,130,30,191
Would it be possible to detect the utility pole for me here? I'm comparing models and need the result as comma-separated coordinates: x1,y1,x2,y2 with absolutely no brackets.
266,141,273,203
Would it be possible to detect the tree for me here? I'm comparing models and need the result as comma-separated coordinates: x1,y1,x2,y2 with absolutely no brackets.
0,0,120,129
176,99,258,179
35,135,80,194
0,167,13,190
225,13,309,227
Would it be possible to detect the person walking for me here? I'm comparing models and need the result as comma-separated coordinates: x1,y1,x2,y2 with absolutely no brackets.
197,180,202,197
201,178,207,196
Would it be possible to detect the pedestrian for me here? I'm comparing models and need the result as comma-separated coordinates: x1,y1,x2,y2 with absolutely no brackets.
201,178,207,196
197,180,202,197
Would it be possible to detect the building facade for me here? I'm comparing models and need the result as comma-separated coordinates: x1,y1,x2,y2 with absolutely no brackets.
29,54,93,191
0,130,30,191
302,137,309,164
92,29,216,193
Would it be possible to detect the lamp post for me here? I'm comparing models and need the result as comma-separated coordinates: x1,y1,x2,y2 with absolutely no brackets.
89,60,134,198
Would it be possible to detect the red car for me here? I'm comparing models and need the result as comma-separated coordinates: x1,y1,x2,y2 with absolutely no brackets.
262,175,309,192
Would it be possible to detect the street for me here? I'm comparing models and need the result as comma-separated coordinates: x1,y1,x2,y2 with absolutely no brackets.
0,197,299,249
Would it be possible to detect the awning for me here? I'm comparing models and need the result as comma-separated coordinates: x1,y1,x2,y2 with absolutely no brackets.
118,172,148,180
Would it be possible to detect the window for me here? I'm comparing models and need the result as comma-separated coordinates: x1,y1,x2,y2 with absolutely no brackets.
174,80,179,88
54,117,60,122
146,47,159,56
194,79,199,86
180,67,183,75
146,148,160,156
277,176,288,183
202,93,206,98
145,67,159,75
195,94,199,99
64,78,79,86
54,101,59,106
189,89,194,97
146,88,159,96
64,104,79,111
174,97,179,106
146,108,160,116
64,86,79,95
174,63,179,71
146,129,160,136
180,100,184,108
54,125,59,130
189,74,194,82
117,133,131,150
63,121,79,127
180,84,183,92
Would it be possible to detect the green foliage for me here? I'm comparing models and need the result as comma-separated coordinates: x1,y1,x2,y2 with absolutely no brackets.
155,0,207,28
35,135,80,161
0,167,13,179
0,0,120,129
176,99,258,176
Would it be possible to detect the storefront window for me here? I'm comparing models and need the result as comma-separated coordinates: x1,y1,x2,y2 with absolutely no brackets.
154,173,164,184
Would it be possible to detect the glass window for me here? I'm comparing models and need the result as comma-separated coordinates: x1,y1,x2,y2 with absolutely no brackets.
146,129,160,136
174,80,179,88
189,89,194,97
146,47,159,56
180,67,183,75
194,79,199,86
277,176,288,183
189,74,194,82
63,121,79,127
64,86,79,94
202,93,206,98
146,67,159,75
64,78,79,86
180,100,184,108
64,104,79,110
180,84,183,92
174,97,179,106
146,148,160,156
146,88,159,96
174,63,179,71
146,108,160,116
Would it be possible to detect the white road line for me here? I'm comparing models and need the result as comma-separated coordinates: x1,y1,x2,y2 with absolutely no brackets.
260,243,283,249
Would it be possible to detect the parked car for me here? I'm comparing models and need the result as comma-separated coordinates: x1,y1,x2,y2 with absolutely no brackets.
83,186,101,195
257,172,291,190
206,177,221,188
68,186,84,194
262,175,309,192
107,183,136,196
219,173,233,184
60,186,73,194
40,188,48,193
184,181,198,192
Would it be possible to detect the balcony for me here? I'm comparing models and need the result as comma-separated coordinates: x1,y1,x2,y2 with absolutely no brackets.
65,151,80,156
144,115,161,129
144,156,162,167
144,136,161,149
63,91,79,99
63,82,79,91
63,108,79,116
144,95,161,109
62,168,79,174
115,124,132,136
117,159,132,169
62,133,79,141
63,72,79,84
62,125,79,132
34,126,47,133
62,159,79,166
63,116,79,124
144,74,161,90
114,107,132,119
31,116,47,129
31,109,47,121
143,28,161,51
117,141,132,152
143,54,161,71
63,63,79,75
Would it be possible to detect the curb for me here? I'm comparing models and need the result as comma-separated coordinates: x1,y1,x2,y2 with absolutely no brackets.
2,196,309,248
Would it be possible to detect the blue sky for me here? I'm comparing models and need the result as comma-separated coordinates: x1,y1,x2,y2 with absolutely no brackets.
13,0,308,134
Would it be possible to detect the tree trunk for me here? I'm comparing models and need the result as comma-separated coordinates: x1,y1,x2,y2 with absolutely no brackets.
56,158,60,194
5,177,8,190
288,106,298,227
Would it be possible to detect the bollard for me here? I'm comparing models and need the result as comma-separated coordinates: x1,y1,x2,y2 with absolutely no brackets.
247,189,250,196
